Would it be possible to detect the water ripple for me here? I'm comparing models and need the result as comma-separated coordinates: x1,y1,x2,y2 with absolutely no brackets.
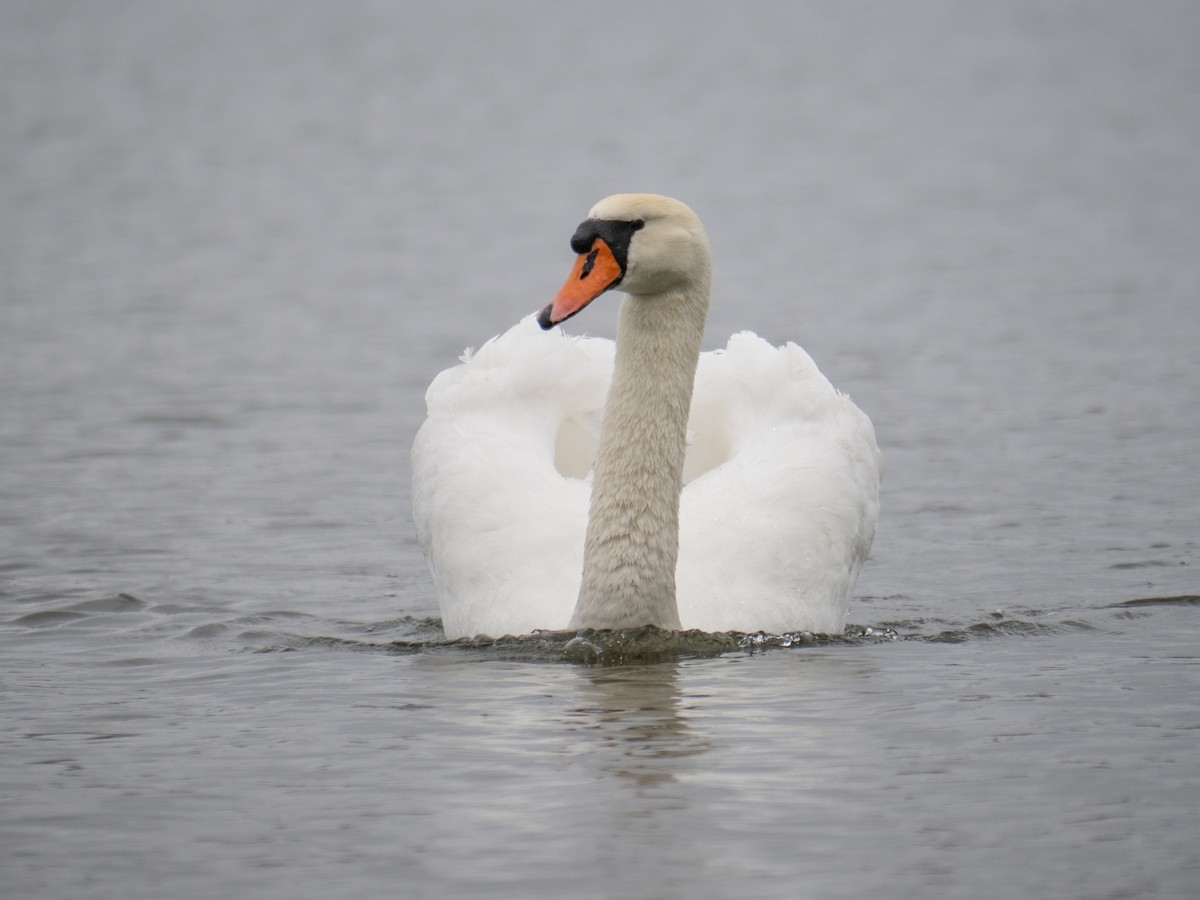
6,591,1197,665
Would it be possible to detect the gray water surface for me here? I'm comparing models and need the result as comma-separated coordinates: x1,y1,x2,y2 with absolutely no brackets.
3,2,1199,898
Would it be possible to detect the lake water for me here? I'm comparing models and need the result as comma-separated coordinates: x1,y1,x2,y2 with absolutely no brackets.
3,2,1199,897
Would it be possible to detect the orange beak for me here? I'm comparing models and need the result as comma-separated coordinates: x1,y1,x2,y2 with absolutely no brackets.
537,238,624,329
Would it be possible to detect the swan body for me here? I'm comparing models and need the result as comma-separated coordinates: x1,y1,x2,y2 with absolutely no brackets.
412,195,881,639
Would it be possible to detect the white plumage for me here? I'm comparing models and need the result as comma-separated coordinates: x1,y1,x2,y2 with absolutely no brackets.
412,195,881,639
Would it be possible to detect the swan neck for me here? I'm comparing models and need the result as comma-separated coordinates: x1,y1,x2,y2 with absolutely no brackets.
570,279,709,631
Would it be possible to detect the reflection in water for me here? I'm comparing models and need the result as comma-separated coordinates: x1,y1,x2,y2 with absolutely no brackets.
566,664,709,788
555,662,716,887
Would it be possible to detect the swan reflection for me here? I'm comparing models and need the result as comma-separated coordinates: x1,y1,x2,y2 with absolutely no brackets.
565,662,709,787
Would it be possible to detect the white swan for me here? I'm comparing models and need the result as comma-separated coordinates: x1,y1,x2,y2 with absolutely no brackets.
412,194,881,639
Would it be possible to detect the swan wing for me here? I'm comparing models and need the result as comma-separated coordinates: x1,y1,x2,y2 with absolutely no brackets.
411,317,611,638
677,333,882,634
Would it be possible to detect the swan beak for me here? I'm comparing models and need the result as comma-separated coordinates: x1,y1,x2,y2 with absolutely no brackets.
537,238,623,329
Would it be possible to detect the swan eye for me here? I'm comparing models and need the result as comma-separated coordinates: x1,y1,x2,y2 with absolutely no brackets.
632,219,645,230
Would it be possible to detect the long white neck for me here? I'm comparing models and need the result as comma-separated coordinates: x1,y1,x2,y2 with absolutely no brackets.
569,273,711,630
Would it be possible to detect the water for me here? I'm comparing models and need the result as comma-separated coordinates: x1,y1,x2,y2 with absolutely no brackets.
2,1,1199,897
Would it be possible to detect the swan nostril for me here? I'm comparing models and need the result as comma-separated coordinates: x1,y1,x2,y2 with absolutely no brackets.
579,248,599,279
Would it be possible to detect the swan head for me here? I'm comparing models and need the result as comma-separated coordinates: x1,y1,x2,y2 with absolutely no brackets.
538,194,710,329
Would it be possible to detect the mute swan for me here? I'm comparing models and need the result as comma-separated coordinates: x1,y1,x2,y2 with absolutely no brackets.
412,194,881,639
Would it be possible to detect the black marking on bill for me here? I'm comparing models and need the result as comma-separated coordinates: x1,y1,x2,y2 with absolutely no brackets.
579,247,599,279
